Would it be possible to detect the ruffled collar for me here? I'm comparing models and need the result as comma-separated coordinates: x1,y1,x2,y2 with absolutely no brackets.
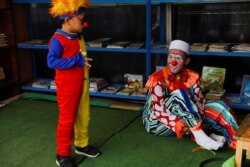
146,66,199,89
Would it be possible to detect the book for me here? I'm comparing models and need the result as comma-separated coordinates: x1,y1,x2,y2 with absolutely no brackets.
116,87,135,95
240,75,250,105
190,43,208,51
205,90,225,100
125,42,145,49
21,39,48,45
89,77,109,92
32,79,51,89
207,43,229,52
106,41,131,48
0,67,5,80
100,85,122,94
124,73,143,89
49,80,56,89
201,66,226,92
151,43,168,49
156,66,164,72
231,43,250,52
87,38,111,48
131,87,147,97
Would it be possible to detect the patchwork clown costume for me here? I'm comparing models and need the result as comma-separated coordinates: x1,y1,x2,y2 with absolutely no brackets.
143,40,238,150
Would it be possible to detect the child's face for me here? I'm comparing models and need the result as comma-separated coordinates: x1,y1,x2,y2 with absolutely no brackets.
67,13,86,33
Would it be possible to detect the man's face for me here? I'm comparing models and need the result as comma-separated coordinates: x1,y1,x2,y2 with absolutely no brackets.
167,49,188,74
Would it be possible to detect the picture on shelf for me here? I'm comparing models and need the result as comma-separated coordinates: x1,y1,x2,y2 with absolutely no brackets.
240,75,250,105
201,66,226,92
124,73,143,89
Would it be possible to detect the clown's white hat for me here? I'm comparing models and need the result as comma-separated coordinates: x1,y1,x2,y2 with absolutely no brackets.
169,40,189,55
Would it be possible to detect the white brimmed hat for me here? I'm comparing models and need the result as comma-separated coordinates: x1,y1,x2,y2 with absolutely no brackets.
169,40,189,55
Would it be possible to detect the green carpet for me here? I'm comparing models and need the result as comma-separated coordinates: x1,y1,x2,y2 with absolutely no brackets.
0,97,239,167
82,118,235,167
0,98,140,167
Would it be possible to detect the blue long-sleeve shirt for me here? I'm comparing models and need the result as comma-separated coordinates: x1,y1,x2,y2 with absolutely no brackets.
47,29,85,69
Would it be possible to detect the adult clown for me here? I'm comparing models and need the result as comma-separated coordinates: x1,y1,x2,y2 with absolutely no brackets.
143,40,238,150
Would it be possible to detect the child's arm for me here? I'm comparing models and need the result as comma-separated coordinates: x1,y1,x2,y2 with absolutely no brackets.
47,37,85,69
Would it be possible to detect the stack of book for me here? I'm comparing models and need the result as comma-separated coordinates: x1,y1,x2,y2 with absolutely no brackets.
151,43,168,49
126,42,145,49
106,41,131,48
205,90,226,100
32,79,51,89
49,80,56,90
207,43,228,52
89,77,109,92
190,43,208,51
131,87,147,97
87,38,111,48
116,87,135,95
231,43,250,52
0,33,8,47
100,85,122,94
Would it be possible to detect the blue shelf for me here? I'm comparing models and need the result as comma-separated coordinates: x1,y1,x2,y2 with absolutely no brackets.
151,0,249,4
21,85,146,101
12,0,145,4
89,92,146,101
20,84,250,109
17,43,148,53
16,43,250,57
12,0,248,4
225,93,250,110
17,43,48,49
149,49,250,57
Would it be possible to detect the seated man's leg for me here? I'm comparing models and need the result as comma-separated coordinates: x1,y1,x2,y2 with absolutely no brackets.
143,93,175,137
165,89,224,150
204,100,239,149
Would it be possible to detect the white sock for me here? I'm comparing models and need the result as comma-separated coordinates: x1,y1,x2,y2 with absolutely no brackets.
210,133,226,144
192,130,224,150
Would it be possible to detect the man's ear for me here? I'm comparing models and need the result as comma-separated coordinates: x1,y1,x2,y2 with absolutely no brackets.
185,57,190,65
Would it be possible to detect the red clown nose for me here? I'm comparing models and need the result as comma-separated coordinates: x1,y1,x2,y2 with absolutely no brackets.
171,61,177,66
83,22,89,28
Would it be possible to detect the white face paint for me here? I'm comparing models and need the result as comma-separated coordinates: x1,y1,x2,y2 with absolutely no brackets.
167,49,188,74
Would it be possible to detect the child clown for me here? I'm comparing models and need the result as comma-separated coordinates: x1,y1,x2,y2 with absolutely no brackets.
47,1,100,167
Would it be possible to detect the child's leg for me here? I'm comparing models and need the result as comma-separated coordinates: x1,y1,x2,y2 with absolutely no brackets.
57,93,82,156
74,70,90,148
74,89,90,147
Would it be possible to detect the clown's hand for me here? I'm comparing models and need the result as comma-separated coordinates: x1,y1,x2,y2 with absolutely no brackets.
85,57,93,68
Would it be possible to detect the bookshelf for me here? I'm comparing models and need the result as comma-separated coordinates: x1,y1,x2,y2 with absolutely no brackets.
12,0,151,101
11,0,250,110
149,0,250,111
0,0,20,100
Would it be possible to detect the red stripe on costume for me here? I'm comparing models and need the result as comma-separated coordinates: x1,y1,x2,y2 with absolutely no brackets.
204,107,235,138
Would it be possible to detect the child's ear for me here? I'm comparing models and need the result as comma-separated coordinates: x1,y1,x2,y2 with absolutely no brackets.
64,18,71,24
185,57,190,65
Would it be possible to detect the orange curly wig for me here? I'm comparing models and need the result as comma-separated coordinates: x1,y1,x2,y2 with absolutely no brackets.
49,0,90,17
